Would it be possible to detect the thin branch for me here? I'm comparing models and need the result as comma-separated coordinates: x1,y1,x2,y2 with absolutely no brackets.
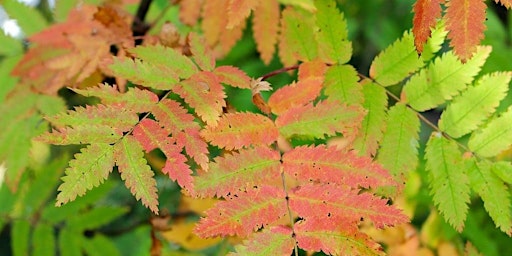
261,65,299,81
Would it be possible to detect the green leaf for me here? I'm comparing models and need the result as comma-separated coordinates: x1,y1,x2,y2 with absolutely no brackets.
0,91,42,190
403,46,491,111
425,133,470,232
468,107,512,157
280,6,318,62
42,180,115,223
0,33,23,56
33,223,55,256
491,161,512,184
22,157,67,216
55,144,114,207
230,226,295,256
377,103,420,180
466,159,512,234
314,0,351,64
71,85,158,113
114,136,159,213
129,45,198,79
353,82,387,156
82,234,121,256
276,100,365,140
40,125,123,145
278,0,316,11
323,65,363,106
189,32,215,71
109,58,179,90
12,219,30,256
0,56,21,102
46,104,139,131
369,30,423,86
58,227,82,256
439,72,511,138
68,206,128,231
421,20,448,62
2,0,49,36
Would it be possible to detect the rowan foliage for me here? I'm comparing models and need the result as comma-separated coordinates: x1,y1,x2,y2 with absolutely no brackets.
1,0,512,255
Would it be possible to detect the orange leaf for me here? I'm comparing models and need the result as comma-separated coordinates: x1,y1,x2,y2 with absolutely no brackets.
445,0,487,61
213,66,251,89
412,0,443,52
495,0,512,8
201,112,279,150
227,0,259,29
252,0,280,64
201,0,227,46
180,0,204,26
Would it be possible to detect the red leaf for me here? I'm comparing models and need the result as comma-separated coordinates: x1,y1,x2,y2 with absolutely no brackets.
283,145,398,189
295,219,384,256
194,147,281,197
195,186,287,237
132,119,193,192
201,112,279,150
412,0,443,53
132,119,174,152
162,147,194,193
445,0,487,61
213,65,251,89
289,184,408,228
176,129,210,171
